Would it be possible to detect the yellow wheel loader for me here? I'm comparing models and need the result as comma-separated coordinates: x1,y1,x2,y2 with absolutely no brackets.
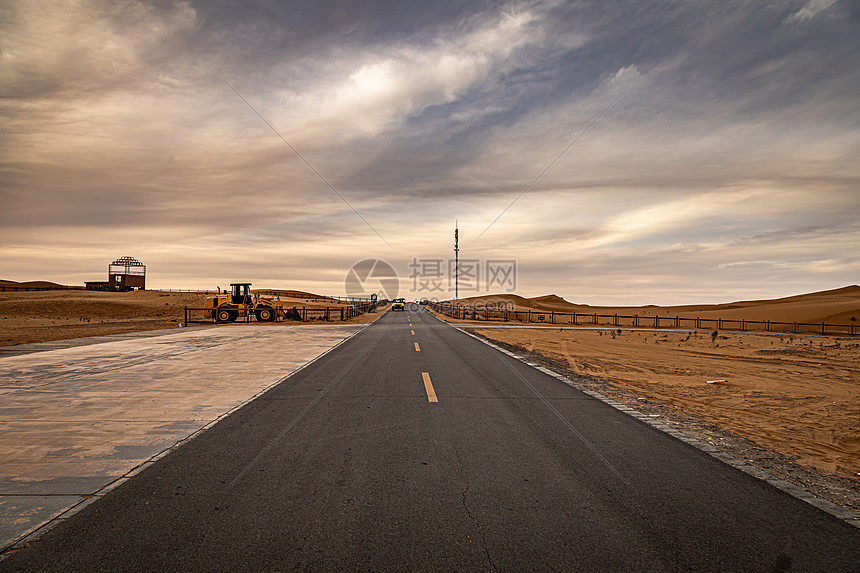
205,283,284,322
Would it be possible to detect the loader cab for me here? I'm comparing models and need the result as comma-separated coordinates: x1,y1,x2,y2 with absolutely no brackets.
230,283,253,305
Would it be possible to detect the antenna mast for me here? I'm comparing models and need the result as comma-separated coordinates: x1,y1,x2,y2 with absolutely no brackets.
454,221,459,301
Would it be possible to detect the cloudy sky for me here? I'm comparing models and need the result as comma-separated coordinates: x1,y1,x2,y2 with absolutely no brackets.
1,0,858,304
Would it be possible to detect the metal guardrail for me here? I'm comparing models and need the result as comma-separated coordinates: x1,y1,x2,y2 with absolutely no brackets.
183,302,383,325
426,302,858,336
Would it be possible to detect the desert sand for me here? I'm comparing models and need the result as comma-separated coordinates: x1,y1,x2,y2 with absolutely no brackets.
0,287,379,347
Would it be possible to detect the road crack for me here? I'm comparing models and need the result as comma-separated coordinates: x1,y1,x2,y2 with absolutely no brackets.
454,444,499,572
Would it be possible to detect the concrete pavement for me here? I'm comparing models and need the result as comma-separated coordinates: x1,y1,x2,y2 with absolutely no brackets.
0,324,364,551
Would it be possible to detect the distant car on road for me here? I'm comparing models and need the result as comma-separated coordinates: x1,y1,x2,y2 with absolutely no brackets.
392,298,405,311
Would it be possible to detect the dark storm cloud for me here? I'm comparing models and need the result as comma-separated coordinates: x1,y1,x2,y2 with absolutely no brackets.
293,0,860,201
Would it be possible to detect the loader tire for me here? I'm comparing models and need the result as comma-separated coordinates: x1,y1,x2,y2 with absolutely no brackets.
255,306,275,322
217,308,238,322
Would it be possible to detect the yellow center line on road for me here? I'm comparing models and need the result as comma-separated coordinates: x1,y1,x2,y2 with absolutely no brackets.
421,372,438,403
414,342,421,352
411,330,415,335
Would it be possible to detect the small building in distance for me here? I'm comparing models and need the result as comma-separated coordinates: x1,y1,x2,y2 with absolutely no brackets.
85,256,146,291
109,256,146,291
84,281,111,291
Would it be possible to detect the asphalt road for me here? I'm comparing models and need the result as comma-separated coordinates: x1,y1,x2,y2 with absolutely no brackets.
3,307,858,572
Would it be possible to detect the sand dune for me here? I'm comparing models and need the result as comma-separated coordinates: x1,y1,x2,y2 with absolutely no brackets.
0,279,76,290
454,285,860,325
